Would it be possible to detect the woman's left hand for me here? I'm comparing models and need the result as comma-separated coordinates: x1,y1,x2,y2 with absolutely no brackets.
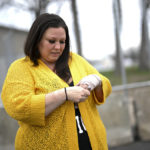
77,74,101,91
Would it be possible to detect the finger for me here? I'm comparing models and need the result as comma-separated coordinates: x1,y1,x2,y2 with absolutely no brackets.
76,83,80,86
83,94,89,100
80,96,88,102
84,89,90,95
79,84,89,89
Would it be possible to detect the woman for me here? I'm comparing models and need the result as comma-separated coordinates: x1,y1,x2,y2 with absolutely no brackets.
1,13,112,150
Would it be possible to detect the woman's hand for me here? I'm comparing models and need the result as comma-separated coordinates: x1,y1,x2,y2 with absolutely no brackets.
77,74,101,91
66,86,90,103
77,74,104,103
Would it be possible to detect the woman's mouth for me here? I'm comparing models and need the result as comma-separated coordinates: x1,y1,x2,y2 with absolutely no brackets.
51,52,60,57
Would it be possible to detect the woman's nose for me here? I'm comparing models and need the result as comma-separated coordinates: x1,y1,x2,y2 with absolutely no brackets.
54,42,60,49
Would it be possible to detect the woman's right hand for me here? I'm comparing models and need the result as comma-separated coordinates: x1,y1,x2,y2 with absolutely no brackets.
66,86,90,103
45,86,90,116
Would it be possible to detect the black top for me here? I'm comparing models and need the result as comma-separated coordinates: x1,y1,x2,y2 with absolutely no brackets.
69,81,92,150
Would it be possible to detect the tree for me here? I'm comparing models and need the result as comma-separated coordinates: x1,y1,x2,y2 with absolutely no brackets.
0,0,51,18
0,0,82,56
112,0,127,85
71,0,82,56
29,0,51,17
139,0,150,70
113,0,126,78
112,0,122,75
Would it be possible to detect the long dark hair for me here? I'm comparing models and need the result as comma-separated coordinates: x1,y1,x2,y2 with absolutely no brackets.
24,13,71,82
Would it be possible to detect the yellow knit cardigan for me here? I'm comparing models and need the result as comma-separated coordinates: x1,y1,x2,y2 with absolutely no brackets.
1,52,112,150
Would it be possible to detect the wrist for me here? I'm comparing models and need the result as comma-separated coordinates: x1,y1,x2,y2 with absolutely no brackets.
64,87,68,101
94,74,102,86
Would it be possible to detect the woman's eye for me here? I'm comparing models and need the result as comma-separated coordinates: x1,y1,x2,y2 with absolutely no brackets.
60,41,65,44
49,40,55,44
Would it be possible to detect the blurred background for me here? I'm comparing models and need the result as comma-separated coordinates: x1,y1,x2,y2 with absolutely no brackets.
0,0,150,150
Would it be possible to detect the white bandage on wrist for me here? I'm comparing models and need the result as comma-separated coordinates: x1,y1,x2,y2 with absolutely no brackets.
79,74,101,91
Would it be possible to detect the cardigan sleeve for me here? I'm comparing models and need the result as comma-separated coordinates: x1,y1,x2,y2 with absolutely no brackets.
1,59,46,126
72,53,112,105
92,74,112,105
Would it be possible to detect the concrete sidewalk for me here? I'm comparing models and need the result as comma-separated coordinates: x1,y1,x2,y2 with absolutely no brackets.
109,141,150,150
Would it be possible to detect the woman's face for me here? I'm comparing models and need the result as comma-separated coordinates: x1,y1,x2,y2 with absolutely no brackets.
38,27,66,65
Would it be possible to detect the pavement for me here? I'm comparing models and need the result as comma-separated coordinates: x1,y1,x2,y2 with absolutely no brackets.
109,141,150,150
0,141,150,150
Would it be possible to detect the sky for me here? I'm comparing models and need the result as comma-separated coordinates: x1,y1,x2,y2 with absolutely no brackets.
0,0,141,61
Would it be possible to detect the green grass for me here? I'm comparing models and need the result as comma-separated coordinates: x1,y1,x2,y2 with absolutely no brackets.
101,66,150,86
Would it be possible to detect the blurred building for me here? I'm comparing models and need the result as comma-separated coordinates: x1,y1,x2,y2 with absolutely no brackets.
0,25,28,91
88,57,115,72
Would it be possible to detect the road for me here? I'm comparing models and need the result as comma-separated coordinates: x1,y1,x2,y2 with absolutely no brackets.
109,141,150,150
0,141,150,150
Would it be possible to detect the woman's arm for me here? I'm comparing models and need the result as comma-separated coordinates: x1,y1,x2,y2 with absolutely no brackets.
45,86,90,116
77,74,111,104
71,53,112,104
45,88,66,116
78,82,103,103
